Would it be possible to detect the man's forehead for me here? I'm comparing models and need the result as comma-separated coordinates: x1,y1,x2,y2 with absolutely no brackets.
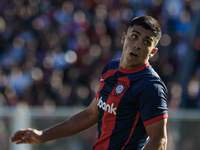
128,25,155,37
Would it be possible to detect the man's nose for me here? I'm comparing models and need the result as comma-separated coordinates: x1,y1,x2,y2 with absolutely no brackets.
134,40,141,49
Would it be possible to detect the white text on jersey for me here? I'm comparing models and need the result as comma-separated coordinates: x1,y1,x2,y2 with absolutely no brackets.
97,97,117,115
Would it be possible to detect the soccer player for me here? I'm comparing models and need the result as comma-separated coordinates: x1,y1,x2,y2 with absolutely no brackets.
10,16,168,150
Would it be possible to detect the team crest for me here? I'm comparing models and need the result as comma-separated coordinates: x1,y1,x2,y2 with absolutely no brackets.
114,82,127,96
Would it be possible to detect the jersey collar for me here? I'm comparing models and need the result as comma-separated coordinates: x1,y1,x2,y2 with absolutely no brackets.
118,62,150,73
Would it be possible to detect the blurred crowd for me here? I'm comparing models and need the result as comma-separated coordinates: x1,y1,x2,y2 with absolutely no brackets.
0,0,200,109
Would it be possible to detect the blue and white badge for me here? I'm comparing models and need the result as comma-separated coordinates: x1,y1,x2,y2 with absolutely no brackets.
114,82,127,96
116,84,124,94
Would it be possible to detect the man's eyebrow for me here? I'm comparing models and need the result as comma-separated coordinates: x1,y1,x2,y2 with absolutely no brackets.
145,36,153,42
131,29,153,42
132,30,141,35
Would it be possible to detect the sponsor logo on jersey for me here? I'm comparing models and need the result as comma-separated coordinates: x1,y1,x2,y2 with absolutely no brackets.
100,78,104,82
114,82,127,96
97,97,117,115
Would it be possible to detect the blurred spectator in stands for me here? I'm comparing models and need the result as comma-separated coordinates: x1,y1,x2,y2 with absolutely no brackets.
0,0,200,109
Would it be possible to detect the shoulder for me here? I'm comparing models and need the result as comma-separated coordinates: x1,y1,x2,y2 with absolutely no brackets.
107,58,120,68
138,75,168,101
102,58,120,74
143,66,167,89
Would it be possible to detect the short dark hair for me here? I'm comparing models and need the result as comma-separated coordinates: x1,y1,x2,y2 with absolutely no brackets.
128,16,162,45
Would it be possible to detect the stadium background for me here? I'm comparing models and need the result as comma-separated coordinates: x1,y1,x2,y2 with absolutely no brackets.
0,0,200,149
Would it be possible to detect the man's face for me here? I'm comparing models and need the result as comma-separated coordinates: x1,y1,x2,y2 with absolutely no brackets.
120,25,158,69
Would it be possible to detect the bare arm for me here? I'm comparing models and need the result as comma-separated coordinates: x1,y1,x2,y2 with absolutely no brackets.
143,118,167,150
42,98,98,140
10,98,98,145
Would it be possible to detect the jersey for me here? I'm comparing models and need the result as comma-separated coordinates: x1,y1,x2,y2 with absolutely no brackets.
93,59,168,150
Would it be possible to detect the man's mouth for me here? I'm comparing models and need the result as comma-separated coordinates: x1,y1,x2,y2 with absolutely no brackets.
130,51,138,58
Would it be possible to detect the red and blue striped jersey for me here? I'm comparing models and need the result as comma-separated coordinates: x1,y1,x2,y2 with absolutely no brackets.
94,59,168,150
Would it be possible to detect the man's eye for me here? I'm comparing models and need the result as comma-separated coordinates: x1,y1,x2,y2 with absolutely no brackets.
132,35,137,39
144,40,150,45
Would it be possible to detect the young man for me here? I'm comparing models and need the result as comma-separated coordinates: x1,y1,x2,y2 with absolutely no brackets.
10,16,168,150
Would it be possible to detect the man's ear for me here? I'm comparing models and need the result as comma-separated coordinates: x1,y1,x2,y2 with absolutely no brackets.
149,48,158,58
121,32,127,44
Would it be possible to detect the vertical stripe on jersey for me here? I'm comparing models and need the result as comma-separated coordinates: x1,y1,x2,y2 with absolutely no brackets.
95,69,117,100
94,76,130,150
121,111,140,150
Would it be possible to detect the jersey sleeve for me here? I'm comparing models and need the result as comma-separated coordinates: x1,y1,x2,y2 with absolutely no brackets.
135,79,168,126
95,60,116,101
